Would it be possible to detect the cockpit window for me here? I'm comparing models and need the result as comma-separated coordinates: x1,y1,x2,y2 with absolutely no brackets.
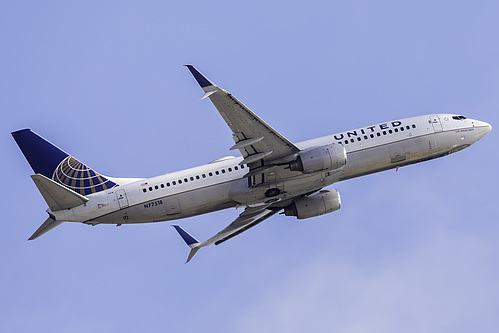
452,116,467,120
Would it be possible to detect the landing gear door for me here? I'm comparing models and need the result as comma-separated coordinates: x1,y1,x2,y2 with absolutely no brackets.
116,189,129,209
430,115,443,132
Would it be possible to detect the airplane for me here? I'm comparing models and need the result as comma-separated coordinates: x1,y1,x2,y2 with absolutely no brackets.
12,65,491,263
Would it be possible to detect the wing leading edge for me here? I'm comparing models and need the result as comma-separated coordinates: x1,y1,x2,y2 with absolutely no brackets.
180,66,306,263
185,65,300,171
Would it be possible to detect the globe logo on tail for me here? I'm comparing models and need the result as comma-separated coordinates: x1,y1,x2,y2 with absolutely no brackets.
53,156,116,195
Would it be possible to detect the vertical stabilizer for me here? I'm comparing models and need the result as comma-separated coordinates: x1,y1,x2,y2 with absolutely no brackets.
12,129,117,195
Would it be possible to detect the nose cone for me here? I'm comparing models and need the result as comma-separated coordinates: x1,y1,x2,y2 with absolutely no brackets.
475,120,492,140
485,122,492,134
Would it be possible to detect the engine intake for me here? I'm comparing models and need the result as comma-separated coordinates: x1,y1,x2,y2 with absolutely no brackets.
284,189,341,219
289,144,346,174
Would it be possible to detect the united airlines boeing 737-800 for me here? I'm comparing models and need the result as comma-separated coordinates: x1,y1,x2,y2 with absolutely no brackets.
12,65,491,262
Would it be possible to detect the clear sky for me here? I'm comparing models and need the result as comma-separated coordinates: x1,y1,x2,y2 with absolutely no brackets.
1,1,498,332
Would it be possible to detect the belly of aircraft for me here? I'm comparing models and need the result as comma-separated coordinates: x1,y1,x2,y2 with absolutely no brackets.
340,132,467,181
89,181,237,224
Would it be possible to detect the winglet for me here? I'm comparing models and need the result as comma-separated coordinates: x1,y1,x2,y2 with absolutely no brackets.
184,65,214,88
184,65,219,98
172,225,201,263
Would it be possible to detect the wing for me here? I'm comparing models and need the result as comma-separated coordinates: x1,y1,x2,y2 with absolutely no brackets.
173,205,278,263
185,65,300,175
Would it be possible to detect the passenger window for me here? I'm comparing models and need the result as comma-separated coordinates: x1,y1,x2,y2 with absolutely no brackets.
364,135,368,140
234,166,238,171
344,140,349,144
167,182,170,187
394,128,398,132
383,131,387,135
155,185,159,190
190,177,194,181
149,187,153,191
161,184,164,188
357,137,361,142
209,172,213,176
400,127,404,131
412,124,416,128
178,180,182,184
241,165,245,169
228,168,232,172
143,189,147,193
202,174,206,178
222,169,226,173
370,134,374,138
389,130,392,134
196,175,200,180
172,181,176,185
215,171,219,175
184,178,188,182
377,132,381,137
406,126,410,130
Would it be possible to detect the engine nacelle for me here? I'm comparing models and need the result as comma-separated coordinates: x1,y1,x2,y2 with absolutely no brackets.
284,189,341,219
289,144,347,174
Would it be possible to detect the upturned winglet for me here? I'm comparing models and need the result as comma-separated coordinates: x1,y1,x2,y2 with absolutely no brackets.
172,225,201,263
184,65,219,98
184,65,214,88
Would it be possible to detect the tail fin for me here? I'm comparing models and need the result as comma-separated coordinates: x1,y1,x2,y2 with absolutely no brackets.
12,129,117,196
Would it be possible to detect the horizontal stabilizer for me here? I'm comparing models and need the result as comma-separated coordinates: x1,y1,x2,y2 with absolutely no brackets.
29,217,64,240
31,174,89,211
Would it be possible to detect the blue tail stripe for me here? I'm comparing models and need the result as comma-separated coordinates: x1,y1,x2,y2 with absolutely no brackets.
12,129,68,179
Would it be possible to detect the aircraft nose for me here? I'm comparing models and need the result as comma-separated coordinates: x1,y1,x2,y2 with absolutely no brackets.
474,120,492,140
485,122,492,134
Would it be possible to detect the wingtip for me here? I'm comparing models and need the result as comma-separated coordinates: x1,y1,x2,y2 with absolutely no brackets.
184,65,215,89
172,225,202,263
172,225,200,247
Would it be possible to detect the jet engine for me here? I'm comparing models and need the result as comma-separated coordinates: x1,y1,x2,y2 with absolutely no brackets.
289,144,347,174
284,189,341,219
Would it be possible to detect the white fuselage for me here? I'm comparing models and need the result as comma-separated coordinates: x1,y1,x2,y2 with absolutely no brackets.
51,114,490,225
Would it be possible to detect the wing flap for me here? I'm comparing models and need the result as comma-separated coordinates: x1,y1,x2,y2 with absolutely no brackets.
185,65,300,166
201,205,277,247
173,205,278,263
208,91,300,161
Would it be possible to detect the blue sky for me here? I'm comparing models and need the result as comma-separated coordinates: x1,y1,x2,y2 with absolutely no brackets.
1,1,498,332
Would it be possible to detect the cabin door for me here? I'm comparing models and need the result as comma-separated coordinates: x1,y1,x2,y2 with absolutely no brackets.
430,115,443,132
116,189,129,209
